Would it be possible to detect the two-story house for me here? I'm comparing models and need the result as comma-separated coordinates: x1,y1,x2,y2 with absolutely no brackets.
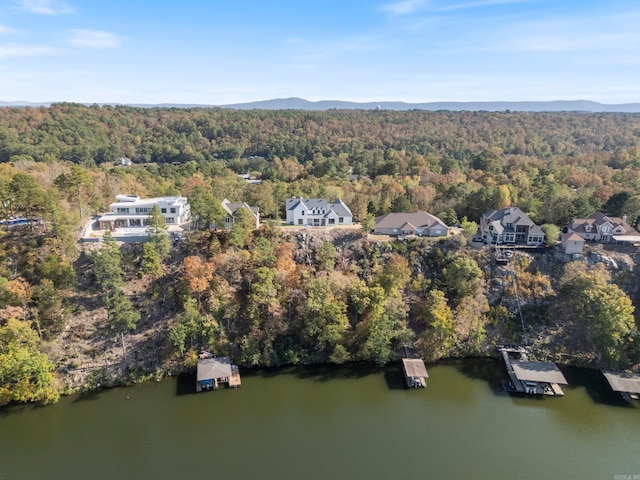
285,198,353,226
567,212,638,242
479,207,545,245
221,198,260,230
98,194,190,230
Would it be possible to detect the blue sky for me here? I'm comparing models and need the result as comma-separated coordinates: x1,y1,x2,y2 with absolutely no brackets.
0,0,639,104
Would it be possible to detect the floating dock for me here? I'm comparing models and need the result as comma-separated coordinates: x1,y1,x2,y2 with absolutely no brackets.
402,358,429,388
498,346,567,396
602,371,640,402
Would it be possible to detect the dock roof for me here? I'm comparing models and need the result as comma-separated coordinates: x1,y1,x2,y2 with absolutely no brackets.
402,358,429,378
511,360,567,384
602,371,640,394
197,356,232,381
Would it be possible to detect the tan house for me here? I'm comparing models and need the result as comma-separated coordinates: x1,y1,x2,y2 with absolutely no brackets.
561,232,585,254
373,211,448,236
221,198,260,229
568,212,638,243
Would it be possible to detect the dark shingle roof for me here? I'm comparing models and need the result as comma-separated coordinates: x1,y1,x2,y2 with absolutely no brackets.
374,211,447,230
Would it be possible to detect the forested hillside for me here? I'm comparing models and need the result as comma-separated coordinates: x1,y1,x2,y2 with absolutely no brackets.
1,104,640,406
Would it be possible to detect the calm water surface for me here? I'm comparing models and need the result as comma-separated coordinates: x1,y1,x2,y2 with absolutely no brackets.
0,360,638,480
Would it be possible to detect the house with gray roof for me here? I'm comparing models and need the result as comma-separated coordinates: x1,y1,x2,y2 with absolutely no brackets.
479,207,544,246
222,198,260,229
567,212,638,243
373,211,448,237
285,198,353,227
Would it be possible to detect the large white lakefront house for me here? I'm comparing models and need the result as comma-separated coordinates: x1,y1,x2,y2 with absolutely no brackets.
285,197,353,226
98,195,191,230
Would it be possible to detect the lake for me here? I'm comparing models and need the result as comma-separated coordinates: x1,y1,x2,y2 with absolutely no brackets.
0,360,638,480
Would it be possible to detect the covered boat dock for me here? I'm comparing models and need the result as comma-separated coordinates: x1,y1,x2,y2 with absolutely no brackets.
602,371,640,402
402,358,429,388
196,354,241,392
499,346,567,396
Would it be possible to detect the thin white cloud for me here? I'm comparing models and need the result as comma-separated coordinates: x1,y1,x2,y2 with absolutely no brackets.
15,0,75,15
381,0,534,15
381,0,429,15
0,44,59,59
67,30,124,48
0,24,18,35
436,0,534,12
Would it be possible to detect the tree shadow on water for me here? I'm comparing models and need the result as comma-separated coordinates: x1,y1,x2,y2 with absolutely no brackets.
452,357,509,397
72,389,104,403
175,372,196,396
562,367,634,408
291,362,377,382
383,363,408,391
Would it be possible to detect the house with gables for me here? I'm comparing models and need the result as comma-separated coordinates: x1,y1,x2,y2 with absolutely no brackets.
373,211,448,236
479,207,545,246
221,198,260,229
285,198,353,227
567,212,639,243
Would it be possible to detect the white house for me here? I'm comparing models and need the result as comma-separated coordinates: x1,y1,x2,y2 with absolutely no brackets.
285,198,353,227
98,194,190,230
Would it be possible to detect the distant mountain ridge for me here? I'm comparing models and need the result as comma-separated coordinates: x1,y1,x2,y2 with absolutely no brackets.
2,97,640,112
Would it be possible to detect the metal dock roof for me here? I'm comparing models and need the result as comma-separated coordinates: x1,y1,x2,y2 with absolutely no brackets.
402,358,429,378
511,360,567,385
197,356,233,381
602,371,640,394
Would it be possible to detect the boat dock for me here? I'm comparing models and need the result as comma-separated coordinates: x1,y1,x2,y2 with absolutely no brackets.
402,358,429,388
602,371,640,402
498,346,567,396
196,353,241,392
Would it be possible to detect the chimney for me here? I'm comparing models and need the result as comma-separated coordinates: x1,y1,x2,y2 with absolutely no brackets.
623,214,628,225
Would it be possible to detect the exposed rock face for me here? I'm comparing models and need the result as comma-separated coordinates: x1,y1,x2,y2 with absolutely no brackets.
586,251,635,271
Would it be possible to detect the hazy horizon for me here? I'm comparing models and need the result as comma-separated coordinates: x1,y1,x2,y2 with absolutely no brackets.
1,0,639,105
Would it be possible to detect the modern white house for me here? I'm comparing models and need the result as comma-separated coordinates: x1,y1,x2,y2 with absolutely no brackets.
97,194,190,230
285,198,353,226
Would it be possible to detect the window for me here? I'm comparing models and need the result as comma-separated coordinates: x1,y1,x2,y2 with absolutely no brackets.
170,208,176,214
116,207,129,214
435,229,441,235
338,217,344,224
298,219,303,225
166,217,175,224
161,208,167,213
328,218,335,225
602,226,610,233
301,211,305,215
